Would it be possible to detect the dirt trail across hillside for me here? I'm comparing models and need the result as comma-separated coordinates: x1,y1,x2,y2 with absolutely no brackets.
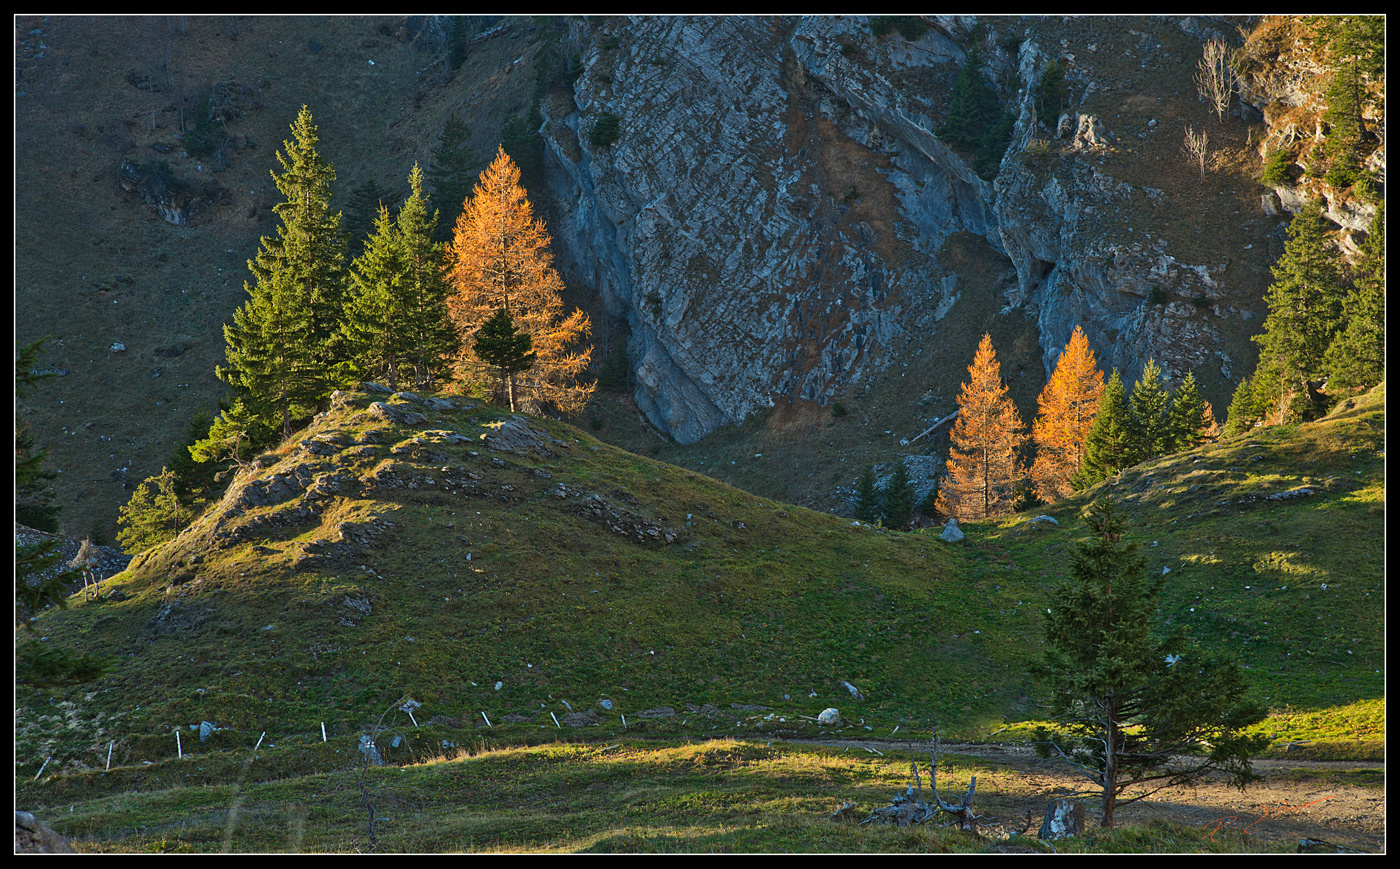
788,739,1385,852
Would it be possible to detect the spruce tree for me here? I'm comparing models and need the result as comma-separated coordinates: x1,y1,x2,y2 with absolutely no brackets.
881,459,916,530
15,339,63,533
427,113,478,244
222,106,348,439
1165,372,1217,452
117,468,201,555
1251,203,1347,422
1034,500,1268,828
1124,360,1172,466
854,464,881,523
396,164,457,389
1075,370,1130,488
15,342,110,688
218,259,320,440
1222,375,1263,437
1322,204,1385,394
340,204,410,391
343,178,397,258
473,307,537,412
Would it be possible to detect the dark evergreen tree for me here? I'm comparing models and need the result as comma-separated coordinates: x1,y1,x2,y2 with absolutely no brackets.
219,260,320,440
1074,370,1130,488
473,307,537,412
881,458,916,529
15,341,110,688
1124,360,1172,465
1222,374,1263,437
426,113,478,244
340,204,410,391
1315,15,1384,185
937,43,1013,179
117,468,201,555
854,463,881,523
343,178,397,259
1033,500,1269,828
15,339,62,534
1165,372,1211,453
396,164,457,388
1322,204,1385,394
188,398,268,470
221,106,348,440
1251,203,1347,423
165,409,221,504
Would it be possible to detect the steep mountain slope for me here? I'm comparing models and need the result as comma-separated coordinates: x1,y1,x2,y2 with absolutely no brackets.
13,14,1380,543
17,383,1384,778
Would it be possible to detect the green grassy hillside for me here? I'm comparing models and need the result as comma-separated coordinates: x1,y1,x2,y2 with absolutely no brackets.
15,384,1384,851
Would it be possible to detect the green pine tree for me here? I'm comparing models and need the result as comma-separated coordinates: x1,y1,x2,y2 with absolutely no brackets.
188,398,269,470
219,260,321,440
395,164,457,389
937,43,1012,179
854,463,881,523
1165,371,1210,453
341,204,409,391
427,113,478,244
1222,375,1263,437
881,459,916,530
117,467,201,555
343,178,398,258
1125,360,1172,465
222,107,348,439
473,307,537,412
1251,203,1348,423
1074,370,1130,488
1033,500,1269,828
1322,204,1385,394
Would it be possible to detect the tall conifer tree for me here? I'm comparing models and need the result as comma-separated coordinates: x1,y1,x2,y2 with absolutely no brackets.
1124,360,1172,466
936,334,1027,520
340,205,410,391
446,147,593,415
396,165,457,389
881,459,916,530
1075,370,1130,488
1165,372,1218,452
1322,204,1385,394
427,113,478,244
1251,204,1347,422
220,106,347,439
1033,500,1268,828
854,464,881,523
1032,326,1105,502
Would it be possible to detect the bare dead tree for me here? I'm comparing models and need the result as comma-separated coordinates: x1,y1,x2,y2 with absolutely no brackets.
1194,39,1235,124
1182,125,1209,180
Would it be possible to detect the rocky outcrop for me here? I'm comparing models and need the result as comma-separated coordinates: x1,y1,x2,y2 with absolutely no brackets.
542,16,1288,443
118,159,228,226
543,17,982,443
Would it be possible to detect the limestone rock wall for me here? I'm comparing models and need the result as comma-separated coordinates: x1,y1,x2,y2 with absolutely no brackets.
539,15,1318,441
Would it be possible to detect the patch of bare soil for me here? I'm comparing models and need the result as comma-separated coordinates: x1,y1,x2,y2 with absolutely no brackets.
798,739,1385,852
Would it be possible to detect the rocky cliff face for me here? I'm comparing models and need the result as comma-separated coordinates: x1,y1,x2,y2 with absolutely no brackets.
539,15,1295,444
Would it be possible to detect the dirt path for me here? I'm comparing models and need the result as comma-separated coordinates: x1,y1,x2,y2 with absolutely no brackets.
791,739,1385,853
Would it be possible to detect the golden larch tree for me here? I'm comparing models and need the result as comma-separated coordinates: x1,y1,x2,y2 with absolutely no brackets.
936,334,1028,520
1031,326,1105,502
446,146,593,414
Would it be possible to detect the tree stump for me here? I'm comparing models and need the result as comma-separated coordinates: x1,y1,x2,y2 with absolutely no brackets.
1038,799,1084,840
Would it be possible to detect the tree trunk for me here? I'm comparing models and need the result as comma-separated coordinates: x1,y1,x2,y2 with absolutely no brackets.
1102,701,1119,828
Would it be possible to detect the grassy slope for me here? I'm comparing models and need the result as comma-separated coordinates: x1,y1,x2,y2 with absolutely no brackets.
16,385,1383,851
